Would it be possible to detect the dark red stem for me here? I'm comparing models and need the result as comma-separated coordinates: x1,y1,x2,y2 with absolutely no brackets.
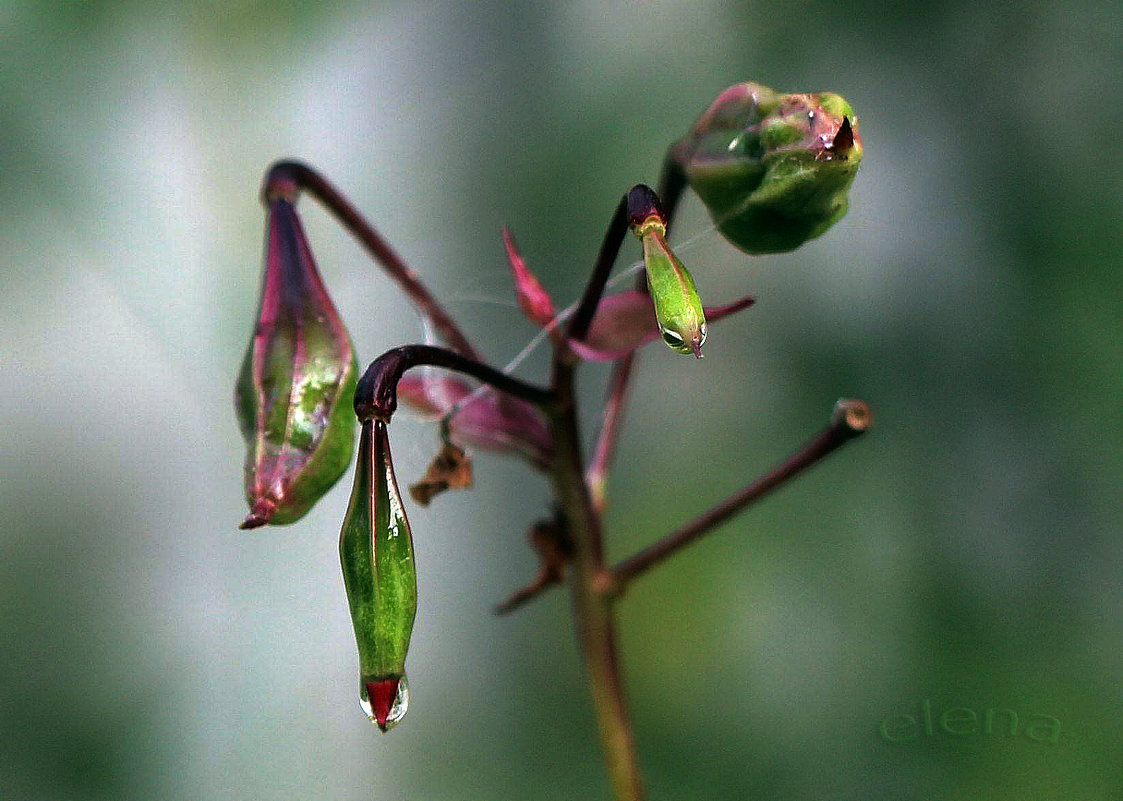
263,160,480,360
565,185,665,345
354,344,554,423
606,399,872,592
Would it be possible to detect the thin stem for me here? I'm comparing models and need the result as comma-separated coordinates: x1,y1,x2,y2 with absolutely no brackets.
354,344,554,423
586,352,637,514
548,361,644,801
540,185,673,799
655,149,688,231
565,185,663,345
586,158,688,510
263,160,480,360
494,518,570,616
607,399,872,593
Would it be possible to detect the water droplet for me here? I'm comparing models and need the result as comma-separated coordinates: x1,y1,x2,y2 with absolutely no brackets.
359,674,410,732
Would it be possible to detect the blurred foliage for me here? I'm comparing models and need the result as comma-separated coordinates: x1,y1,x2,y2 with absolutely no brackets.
1,1,1120,799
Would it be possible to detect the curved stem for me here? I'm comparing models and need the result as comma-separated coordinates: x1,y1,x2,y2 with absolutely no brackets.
607,399,872,593
354,344,554,423
263,160,481,360
566,185,664,346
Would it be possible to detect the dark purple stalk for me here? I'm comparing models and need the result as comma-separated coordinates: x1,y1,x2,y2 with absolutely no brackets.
565,185,665,346
353,344,554,423
263,160,481,360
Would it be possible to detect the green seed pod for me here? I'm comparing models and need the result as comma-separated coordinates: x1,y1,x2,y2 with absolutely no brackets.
339,420,418,731
675,82,863,254
235,195,359,529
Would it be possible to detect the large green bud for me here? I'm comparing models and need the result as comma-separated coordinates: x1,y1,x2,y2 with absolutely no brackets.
674,82,863,254
235,188,359,529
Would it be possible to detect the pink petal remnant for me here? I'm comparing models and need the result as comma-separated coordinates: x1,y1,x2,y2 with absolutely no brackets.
366,677,401,732
503,227,557,329
397,374,554,468
570,291,755,361
577,291,658,361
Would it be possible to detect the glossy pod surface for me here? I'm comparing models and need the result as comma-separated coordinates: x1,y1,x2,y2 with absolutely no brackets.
236,197,358,528
339,420,418,731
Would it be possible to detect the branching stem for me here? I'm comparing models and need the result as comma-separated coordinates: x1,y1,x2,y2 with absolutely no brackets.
276,146,868,801
606,399,872,593
547,360,644,801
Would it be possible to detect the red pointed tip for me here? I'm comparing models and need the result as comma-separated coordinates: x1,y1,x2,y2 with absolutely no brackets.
691,340,704,359
366,678,400,732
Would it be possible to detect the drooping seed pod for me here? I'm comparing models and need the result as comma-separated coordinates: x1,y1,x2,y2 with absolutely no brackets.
339,420,418,731
235,192,359,529
674,82,863,254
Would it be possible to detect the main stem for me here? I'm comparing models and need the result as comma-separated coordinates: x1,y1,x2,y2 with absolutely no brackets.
549,360,644,801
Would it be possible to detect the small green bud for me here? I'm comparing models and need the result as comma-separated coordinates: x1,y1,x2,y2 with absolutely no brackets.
340,420,418,731
675,82,863,254
236,194,359,528
631,213,707,357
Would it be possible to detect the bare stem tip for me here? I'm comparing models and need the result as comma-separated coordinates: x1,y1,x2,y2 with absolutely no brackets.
832,398,873,435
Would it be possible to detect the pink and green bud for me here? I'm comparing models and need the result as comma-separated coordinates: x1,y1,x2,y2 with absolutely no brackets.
569,290,755,362
503,227,557,329
397,375,554,468
235,191,359,529
675,82,863,254
340,420,417,731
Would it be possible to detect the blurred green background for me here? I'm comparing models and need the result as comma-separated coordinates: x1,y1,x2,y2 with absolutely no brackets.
2,1,1120,799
